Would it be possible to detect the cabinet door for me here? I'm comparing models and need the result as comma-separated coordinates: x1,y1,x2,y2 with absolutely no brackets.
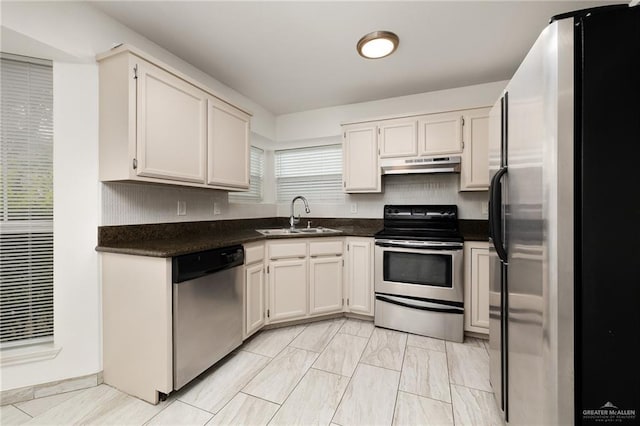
268,259,307,322
464,242,490,333
343,123,381,193
460,108,491,191
309,256,343,315
346,238,374,316
245,263,265,338
207,98,250,189
379,118,418,158
136,60,207,183
418,111,463,156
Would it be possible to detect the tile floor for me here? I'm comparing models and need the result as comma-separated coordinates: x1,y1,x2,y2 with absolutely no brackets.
0,318,504,425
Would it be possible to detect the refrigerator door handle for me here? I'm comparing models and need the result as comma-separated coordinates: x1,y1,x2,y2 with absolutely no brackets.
489,166,508,263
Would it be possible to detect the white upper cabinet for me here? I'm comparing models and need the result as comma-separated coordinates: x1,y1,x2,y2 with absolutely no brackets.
418,111,464,156
207,98,250,189
342,122,381,193
97,46,251,191
135,59,207,183
379,118,418,158
460,107,491,191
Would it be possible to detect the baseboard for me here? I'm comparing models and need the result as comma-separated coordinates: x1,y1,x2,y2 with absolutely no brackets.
0,372,102,406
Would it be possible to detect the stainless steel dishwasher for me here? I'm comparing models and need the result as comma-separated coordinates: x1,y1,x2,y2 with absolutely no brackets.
172,245,244,390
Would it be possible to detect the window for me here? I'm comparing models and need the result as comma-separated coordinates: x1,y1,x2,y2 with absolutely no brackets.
0,55,54,349
275,144,343,203
228,146,264,202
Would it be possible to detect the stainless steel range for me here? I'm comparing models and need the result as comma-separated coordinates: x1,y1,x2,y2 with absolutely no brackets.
374,205,464,342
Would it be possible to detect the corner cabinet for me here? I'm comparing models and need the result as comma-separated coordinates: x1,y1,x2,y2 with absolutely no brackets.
342,123,381,193
460,107,491,191
97,45,250,191
463,241,490,334
345,237,374,316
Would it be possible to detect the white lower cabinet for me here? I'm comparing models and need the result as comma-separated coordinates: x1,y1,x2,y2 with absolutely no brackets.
345,237,374,316
245,262,265,338
265,239,345,324
309,256,344,315
268,258,308,322
243,242,266,339
464,241,490,334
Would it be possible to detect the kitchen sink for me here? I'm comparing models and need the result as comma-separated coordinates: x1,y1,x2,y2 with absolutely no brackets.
256,227,341,236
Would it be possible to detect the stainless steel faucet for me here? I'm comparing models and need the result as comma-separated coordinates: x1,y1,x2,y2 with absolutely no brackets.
289,196,310,229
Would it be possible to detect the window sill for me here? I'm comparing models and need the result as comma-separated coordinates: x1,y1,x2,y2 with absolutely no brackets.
0,344,62,367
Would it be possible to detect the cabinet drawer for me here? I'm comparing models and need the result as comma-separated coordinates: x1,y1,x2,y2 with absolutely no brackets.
269,242,307,259
309,240,343,257
244,243,265,265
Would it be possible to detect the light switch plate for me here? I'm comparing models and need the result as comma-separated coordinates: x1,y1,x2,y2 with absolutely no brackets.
177,201,187,216
481,201,488,216
213,202,221,215
350,203,358,214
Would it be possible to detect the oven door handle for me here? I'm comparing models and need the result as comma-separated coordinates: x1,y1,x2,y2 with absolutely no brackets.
375,240,463,250
376,294,464,314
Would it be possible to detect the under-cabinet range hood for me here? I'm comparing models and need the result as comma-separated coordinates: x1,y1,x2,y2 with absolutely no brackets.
380,155,461,175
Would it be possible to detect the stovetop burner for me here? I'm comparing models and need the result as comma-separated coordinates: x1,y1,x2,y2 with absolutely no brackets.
375,205,462,242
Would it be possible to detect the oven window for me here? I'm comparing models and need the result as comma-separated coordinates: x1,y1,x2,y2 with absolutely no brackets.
383,251,452,287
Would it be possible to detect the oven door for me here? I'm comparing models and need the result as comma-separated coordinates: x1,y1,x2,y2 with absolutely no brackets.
374,240,463,303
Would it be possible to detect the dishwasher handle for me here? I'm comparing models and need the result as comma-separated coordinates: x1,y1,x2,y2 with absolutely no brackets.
173,245,244,283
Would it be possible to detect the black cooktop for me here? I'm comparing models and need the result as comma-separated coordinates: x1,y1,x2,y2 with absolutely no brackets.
374,205,463,243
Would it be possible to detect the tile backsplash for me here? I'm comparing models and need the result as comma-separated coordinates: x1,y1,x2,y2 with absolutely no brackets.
101,173,487,226
277,173,488,220
101,182,276,226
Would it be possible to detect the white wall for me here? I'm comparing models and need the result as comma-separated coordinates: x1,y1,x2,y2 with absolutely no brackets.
276,81,507,142
0,1,277,390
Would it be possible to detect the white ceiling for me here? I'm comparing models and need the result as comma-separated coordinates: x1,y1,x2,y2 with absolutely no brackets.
92,1,615,115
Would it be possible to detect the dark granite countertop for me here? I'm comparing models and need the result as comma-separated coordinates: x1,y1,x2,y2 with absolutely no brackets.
96,217,488,257
96,218,383,257
459,220,489,242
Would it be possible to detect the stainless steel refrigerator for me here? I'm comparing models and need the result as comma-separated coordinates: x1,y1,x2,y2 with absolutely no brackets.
488,5,639,425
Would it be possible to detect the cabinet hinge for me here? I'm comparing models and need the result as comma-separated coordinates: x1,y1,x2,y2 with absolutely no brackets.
343,132,346,138
342,298,345,306
347,244,350,251
342,259,344,267
343,181,346,188
133,65,138,80
462,141,465,149
461,117,465,126
267,309,270,318
132,158,138,170
347,298,350,306
267,265,270,274
377,128,381,135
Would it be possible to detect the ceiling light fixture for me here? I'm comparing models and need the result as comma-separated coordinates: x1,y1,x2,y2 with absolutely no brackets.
357,30,399,59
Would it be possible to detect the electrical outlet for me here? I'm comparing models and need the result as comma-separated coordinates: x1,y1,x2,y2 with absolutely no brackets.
177,201,187,216
481,201,488,216
213,202,221,215
350,203,358,214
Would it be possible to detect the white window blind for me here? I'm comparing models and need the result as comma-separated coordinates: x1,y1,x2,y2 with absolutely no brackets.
0,55,54,349
229,146,264,202
275,144,343,203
